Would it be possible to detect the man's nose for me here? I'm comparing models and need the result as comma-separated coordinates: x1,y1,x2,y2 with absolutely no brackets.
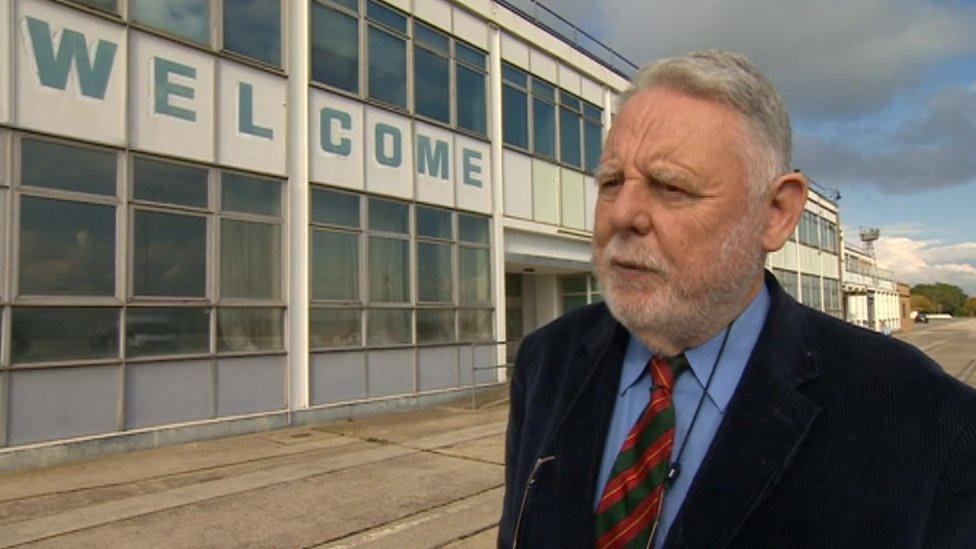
606,180,653,235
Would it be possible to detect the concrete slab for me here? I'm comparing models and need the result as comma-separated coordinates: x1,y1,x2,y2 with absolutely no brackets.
316,405,509,445
433,434,507,465
445,527,499,548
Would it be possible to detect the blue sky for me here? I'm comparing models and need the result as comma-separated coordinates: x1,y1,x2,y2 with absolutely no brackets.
555,0,976,293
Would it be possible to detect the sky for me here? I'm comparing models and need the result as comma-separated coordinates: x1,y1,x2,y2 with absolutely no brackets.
549,0,976,294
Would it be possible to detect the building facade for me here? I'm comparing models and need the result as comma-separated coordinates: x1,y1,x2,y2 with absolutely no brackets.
0,0,857,463
842,243,901,332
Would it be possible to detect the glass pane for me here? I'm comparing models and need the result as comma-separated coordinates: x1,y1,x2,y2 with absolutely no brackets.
560,91,581,111
560,275,586,294
331,0,358,10
222,172,280,217
311,3,359,93
505,273,522,297
217,307,283,352
367,308,411,345
133,156,208,208
12,307,119,363
502,63,527,87
416,206,451,239
456,43,486,68
367,0,407,33
563,295,587,313
560,108,582,168
584,120,603,173
531,79,555,100
312,230,359,301
77,0,118,11
506,307,523,340
369,236,409,302
459,309,492,341
458,215,489,243
221,220,280,299
21,138,116,196
417,242,452,302
417,309,454,343
533,97,556,157
368,198,409,233
126,307,210,357
583,101,602,121
223,0,281,66
310,308,362,348
414,47,450,123
312,187,360,228
132,0,210,45
20,197,115,296
414,21,448,52
456,65,487,135
368,27,407,108
502,85,529,149
133,210,206,297
459,247,490,304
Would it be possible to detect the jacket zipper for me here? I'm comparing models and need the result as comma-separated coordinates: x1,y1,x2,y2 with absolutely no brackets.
512,454,555,549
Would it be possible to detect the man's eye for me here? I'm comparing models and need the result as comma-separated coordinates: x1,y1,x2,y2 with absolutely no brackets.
599,178,622,189
662,183,682,193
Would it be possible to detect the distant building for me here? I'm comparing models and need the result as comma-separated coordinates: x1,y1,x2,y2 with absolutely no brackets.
898,283,913,333
842,242,902,332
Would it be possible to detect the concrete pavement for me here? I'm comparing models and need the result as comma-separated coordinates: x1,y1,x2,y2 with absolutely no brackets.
896,318,976,388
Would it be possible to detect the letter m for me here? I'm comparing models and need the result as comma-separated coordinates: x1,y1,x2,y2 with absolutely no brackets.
26,16,118,99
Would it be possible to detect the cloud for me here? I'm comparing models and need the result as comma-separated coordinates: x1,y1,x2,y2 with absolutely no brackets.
793,85,976,191
560,0,976,117
874,236,976,294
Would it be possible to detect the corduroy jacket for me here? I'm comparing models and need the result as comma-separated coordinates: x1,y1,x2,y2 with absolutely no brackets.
499,271,976,548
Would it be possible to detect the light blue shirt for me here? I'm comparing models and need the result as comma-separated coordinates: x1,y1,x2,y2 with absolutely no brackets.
594,285,771,546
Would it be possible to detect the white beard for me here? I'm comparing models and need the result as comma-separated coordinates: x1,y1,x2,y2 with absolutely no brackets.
593,214,766,351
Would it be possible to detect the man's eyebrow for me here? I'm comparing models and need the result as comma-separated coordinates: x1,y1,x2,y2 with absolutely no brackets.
594,164,621,181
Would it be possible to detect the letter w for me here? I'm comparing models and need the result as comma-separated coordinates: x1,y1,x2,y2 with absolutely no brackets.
26,17,117,99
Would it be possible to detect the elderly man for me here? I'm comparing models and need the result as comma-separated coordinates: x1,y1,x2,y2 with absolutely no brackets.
498,51,976,548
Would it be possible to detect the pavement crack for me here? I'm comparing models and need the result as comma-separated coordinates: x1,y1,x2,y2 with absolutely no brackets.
433,522,499,548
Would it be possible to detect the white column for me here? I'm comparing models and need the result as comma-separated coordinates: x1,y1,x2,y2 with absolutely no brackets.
488,25,508,380
286,0,310,410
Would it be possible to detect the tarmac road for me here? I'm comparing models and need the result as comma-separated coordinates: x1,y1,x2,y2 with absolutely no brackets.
895,318,976,388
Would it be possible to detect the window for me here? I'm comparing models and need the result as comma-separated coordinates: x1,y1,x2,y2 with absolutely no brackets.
773,268,799,301
801,274,822,311
133,210,207,297
560,274,602,313
559,91,582,169
126,307,210,357
413,22,450,123
799,211,820,248
367,1,408,109
310,188,362,348
132,0,211,45
820,218,837,253
311,0,360,93
823,278,842,318
502,64,530,149
455,43,487,136
22,137,116,196
223,0,282,67
12,307,119,363
532,79,557,158
76,0,119,11
583,101,603,173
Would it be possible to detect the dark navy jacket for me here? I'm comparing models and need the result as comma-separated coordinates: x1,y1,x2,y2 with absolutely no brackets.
499,272,976,548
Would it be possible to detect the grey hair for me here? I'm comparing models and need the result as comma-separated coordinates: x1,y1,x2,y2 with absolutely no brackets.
617,51,792,200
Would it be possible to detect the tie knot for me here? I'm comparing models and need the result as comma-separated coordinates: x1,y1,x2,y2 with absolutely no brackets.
649,354,688,392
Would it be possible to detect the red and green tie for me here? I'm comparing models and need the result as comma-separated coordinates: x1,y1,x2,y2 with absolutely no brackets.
594,354,689,549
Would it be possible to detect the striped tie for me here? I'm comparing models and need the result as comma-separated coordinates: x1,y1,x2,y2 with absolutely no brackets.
594,354,689,549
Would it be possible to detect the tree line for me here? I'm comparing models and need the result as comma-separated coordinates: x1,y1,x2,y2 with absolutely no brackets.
911,283,976,316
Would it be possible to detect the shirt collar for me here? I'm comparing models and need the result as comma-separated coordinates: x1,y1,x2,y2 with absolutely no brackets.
619,284,771,412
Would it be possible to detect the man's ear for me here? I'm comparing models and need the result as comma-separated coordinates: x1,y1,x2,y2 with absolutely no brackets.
761,170,808,252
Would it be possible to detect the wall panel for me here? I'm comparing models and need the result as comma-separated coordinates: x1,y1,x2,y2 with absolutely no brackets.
311,352,366,405
125,360,211,429
215,356,285,417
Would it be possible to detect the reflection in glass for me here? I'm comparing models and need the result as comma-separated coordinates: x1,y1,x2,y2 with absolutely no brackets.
460,248,490,305
369,236,409,303
20,197,115,296
311,2,359,93
12,307,119,363
367,308,411,345
126,307,209,357
222,172,280,217
458,215,489,244
21,138,116,196
368,27,407,108
417,309,454,343
502,85,529,149
417,242,452,302
367,0,407,32
312,230,359,301
310,308,362,348
133,157,208,208
133,210,206,297
221,220,280,299
217,308,283,352
585,120,602,173
132,0,210,45
312,187,360,228
414,46,450,123
414,22,448,51
456,43,486,68
457,65,486,135
459,309,492,341
368,198,409,233
560,107,582,168
416,206,451,239
533,97,556,157
223,0,281,67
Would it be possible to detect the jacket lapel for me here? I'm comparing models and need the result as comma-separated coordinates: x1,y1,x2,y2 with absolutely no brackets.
664,273,822,548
